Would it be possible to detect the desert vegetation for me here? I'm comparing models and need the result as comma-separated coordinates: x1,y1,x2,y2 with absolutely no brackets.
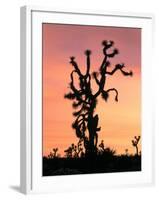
43,40,141,176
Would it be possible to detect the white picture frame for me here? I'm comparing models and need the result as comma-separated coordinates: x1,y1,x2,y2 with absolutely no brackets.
20,6,154,194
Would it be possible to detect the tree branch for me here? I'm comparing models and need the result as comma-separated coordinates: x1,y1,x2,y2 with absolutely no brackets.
70,57,83,76
107,48,119,58
106,63,133,76
70,70,90,105
92,72,100,85
106,88,119,102
120,68,133,76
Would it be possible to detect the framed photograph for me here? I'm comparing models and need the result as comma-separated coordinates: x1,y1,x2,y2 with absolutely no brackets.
20,6,154,194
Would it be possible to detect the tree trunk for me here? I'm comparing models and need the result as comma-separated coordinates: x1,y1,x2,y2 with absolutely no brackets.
87,114,97,156
136,146,138,156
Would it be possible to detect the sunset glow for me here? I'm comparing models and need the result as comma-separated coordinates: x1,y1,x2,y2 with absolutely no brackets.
42,24,141,157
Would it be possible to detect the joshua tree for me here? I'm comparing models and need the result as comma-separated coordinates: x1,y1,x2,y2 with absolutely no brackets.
52,148,58,157
64,139,84,158
98,140,105,152
64,40,133,157
64,144,74,158
132,136,140,156
48,147,59,158
125,149,129,156
98,140,116,156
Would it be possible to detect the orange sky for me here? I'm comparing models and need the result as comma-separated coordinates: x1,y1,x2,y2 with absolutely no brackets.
42,23,141,157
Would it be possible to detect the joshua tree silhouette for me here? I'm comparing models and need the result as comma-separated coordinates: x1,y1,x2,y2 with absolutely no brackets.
125,149,129,156
64,139,84,158
64,40,133,157
132,136,140,156
48,148,59,158
98,140,116,156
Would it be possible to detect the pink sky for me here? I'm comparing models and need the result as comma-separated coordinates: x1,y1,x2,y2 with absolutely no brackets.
42,23,141,157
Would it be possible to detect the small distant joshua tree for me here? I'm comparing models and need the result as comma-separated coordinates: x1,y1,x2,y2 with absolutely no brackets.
132,136,140,156
99,140,105,152
64,144,74,158
52,148,58,157
125,149,129,156
64,139,84,158
98,140,116,156
64,40,133,157
48,148,59,158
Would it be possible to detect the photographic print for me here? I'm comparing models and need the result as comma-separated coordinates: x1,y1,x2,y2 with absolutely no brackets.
42,23,141,176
